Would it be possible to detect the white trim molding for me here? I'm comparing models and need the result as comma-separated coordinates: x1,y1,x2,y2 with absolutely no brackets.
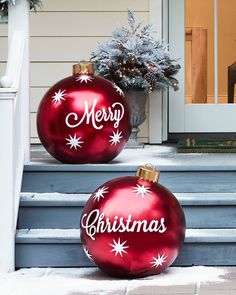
214,0,218,103
149,0,170,143
149,0,163,144
168,0,186,133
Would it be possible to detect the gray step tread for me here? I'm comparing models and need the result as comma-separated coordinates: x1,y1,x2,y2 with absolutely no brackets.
24,163,236,172
15,228,236,244
28,144,236,172
20,192,236,206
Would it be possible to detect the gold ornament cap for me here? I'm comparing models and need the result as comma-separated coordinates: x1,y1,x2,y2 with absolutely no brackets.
73,61,95,75
136,164,160,183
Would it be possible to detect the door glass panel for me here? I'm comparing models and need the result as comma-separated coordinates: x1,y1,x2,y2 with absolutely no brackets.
185,0,215,104
218,0,236,104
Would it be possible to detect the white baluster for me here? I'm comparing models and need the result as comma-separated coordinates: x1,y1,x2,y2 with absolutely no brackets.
8,0,30,162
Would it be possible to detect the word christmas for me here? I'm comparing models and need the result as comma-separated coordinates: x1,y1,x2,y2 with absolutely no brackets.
65,99,124,130
81,209,167,240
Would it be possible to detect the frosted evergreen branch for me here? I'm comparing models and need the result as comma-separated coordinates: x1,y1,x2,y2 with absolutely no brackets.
91,10,180,93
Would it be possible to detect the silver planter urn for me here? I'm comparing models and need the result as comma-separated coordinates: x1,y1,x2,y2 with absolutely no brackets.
0,16,7,23
124,89,148,148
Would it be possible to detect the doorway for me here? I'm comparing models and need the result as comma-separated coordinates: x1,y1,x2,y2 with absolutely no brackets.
168,0,236,134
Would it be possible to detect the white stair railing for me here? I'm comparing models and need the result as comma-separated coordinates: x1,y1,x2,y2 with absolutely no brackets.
0,0,30,273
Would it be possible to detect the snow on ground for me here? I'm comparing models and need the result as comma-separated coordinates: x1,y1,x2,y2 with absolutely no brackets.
0,266,229,295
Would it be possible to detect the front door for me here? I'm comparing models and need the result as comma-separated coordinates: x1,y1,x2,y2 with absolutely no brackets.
169,0,236,133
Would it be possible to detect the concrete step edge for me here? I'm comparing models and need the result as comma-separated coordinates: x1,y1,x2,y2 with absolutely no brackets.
20,192,236,207
15,228,236,244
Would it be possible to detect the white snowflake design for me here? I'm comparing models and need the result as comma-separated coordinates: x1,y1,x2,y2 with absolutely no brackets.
76,74,93,83
109,130,123,146
151,253,168,268
132,184,152,199
83,246,93,261
65,134,83,150
113,83,124,97
93,186,109,202
52,89,66,104
110,238,129,257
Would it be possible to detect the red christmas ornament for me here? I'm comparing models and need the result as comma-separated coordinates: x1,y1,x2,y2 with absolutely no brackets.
80,165,186,278
37,62,131,163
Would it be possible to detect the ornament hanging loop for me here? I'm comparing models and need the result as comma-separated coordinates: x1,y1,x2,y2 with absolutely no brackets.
136,164,160,183
73,61,95,75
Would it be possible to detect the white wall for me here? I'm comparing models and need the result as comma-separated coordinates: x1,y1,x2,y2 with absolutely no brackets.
0,0,150,144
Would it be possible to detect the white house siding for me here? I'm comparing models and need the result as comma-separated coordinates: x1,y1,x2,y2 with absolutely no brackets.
0,0,150,144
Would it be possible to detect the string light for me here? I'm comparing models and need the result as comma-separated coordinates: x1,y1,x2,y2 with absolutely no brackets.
91,10,180,93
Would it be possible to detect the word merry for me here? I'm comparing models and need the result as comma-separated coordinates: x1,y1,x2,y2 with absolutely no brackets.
81,209,167,240
65,99,124,130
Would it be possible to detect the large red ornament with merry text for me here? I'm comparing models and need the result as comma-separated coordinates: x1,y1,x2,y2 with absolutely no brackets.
80,165,186,278
37,62,131,163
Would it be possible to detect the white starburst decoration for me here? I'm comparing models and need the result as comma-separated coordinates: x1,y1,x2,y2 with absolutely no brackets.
151,253,168,268
110,238,129,257
66,134,83,150
132,184,151,199
76,74,93,83
109,130,123,146
52,89,66,104
113,83,124,97
93,186,109,202
83,246,93,261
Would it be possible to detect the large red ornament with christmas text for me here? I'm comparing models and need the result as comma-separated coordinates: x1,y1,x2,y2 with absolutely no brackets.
37,62,131,163
80,165,186,278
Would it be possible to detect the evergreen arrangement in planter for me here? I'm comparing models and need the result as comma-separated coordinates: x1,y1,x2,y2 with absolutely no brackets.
91,10,180,94
91,10,181,148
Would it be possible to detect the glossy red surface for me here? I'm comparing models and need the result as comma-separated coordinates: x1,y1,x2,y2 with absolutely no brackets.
80,176,186,278
37,73,131,163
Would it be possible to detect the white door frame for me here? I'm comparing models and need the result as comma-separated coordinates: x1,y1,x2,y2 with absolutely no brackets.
168,0,186,133
149,0,168,143
169,0,236,133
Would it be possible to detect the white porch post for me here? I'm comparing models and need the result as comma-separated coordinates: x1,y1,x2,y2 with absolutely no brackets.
0,0,30,273
0,92,15,273
8,0,30,162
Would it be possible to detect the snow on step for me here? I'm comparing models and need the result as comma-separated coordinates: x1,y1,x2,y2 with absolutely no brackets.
186,229,236,243
20,192,89,206
174,193,236,205
16,229,81,243
29,144,236,170
20,192,236,206
0,266,230,295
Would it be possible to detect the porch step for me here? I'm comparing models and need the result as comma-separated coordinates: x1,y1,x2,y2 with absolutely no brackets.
18,192,236,229
22,163,236,194
15,228,236,268
17,146,236,268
